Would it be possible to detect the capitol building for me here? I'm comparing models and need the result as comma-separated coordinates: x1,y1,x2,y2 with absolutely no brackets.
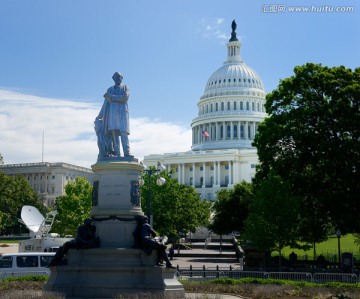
143,21,267,200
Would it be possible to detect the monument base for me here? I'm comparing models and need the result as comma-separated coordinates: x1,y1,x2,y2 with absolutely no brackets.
45,248,185,298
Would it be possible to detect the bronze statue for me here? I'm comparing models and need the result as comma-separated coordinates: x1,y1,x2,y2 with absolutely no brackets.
133,216,175,268
48,218,99,267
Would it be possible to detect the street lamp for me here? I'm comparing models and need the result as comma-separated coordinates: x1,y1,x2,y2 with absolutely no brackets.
139,162,166,227
336,229,341,268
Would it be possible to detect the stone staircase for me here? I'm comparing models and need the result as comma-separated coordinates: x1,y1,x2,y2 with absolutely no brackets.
175,236,238,260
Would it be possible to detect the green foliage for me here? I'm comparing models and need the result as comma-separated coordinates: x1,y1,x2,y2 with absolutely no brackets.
0,173,46,234
208,277,360,289
253,63,360,233
0,153,3,165
244,173,301,255
140,170,211,239
1,275,48,282
51,177,92,236
209,181,253,235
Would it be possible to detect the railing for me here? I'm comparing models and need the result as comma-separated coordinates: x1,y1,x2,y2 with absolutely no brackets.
177,267,360,284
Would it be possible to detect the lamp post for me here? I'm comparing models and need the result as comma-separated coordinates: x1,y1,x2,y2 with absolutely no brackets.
139,162,166,227
336,229,341,268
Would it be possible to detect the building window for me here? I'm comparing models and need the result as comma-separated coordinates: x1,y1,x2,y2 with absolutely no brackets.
210,176,214,185
226,125,231,138
246,102,249,110
210,166,214,170
227,102,230,110
190,177,193,185
215,103,218,111
225,176,229,185
257,103,260,111
240,126,244,138
52,175,55,179
211,103,213,112
240,102,243,110
225,165,229,170
200,177,204,185
200,166,203,171
252,102,255,111
233,125,238,138
221,102,224,111
220,126,223,139
228,79,231,82
233,78,236,82
251,164,256,168
190,167,193,172
233,101,237,110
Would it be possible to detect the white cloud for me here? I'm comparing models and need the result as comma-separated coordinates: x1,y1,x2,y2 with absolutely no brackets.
0,89,191,168
198,18,229,41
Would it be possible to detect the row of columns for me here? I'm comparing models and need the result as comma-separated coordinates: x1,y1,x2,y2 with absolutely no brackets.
192,121,258,145
167,161,234,188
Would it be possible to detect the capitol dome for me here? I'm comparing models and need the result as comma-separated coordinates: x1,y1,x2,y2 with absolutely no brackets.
191,20,267,151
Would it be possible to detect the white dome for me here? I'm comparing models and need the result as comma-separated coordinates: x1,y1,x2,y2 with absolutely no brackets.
191,21,267,151
204,62,265,95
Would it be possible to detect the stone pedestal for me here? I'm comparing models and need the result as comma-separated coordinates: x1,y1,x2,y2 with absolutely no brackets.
45,159,185,298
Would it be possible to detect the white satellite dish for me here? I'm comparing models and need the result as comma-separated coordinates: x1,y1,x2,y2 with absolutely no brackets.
21,205,45,233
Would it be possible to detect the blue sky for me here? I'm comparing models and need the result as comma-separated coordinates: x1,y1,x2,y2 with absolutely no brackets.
0,0,359,168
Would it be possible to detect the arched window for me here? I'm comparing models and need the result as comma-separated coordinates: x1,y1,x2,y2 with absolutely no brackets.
240,101,243,110
221,102,224,111
233,101,237,110
227,102,230,110
216,103,218,111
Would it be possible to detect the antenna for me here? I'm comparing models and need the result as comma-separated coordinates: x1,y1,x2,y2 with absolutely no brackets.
20,206,45,234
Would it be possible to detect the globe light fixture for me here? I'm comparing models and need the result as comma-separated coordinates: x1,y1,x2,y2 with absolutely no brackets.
139,161,166,226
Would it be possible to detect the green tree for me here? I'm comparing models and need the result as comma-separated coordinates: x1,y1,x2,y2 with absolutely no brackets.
253,63,360,233
0,153,3,165
244,173,301,267
0,173,45,234
51,177,93,236
209,181,253,236
140,170,211,240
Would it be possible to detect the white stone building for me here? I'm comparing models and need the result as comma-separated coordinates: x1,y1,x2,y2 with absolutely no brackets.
143,23,267,200
0,162,94,206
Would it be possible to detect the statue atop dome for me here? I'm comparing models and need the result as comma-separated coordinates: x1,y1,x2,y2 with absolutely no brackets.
229,19,239,42
231,20,237,32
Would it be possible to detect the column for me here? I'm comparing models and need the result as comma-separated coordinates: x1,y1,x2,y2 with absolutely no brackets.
213,162,216,187
202,163,206,187
245,122,249,140
216,123,220,141
230,121,234,140
177,163,181,182
217,162,221,186
181,164,185,185
192,163,196,187
229,162,232,186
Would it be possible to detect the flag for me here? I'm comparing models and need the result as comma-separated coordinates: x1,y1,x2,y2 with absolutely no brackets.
202,131,209,137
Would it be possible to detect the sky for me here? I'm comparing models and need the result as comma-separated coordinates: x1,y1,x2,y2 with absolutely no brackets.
0,0,359,168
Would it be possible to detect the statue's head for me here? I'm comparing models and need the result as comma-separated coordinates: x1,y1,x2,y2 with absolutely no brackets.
112,72,123,84
84,218,92,226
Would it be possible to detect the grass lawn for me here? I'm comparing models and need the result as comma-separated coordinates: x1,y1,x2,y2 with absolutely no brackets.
0,239,20,244
273,234,360,261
